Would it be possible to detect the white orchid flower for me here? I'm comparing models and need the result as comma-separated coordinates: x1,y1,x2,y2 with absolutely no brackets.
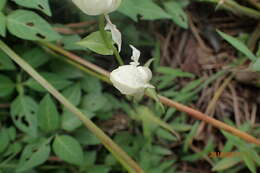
72,0,122,52
110,45,154,95
71,0,121,16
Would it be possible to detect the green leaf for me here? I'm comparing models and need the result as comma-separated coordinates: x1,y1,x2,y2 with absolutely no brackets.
118,0,171,21
0,50,16,70
251,58,260,71
38,94,60,133
53,135,84,166
212,157,242,171
183,121,199,152
163,1,188,29
0,74,15,97
62,110,82,132
152,145,172,155
25,72,72,92
82,93,108,112
0,128,9,153
62,83,81,106
7,10,61,41
81,75,102,94
77,31,114,55
62,109,94,132
21,47,50,68
60,34,86,50
0,12,6,37
217,30,257,61
241,150,257,173
0,0,7,10
75,128,101,146
13,0,52,16
16,139,51,173
10,95,38,137
157,66,195,78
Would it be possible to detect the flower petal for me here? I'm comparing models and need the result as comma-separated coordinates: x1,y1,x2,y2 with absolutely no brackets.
105,15,122,52
129,45,140,66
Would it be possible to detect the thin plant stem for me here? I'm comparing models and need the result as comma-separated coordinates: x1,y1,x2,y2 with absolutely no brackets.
40,44,110,83
41,42,260,146
158,96,260,145
0,40,146,173
98,14,124,65
39,41,110,77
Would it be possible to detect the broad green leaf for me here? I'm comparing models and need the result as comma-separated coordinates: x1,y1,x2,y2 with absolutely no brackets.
10,95,38,137
118,0,171,21
7,126,16,141
38,94,60,133
49,60,83,79
4,142,22,157
217,30,257,61
88,165,111,173
0,74,15,97
0,50,16,70
25,72,72,92
82,93,108,112
7,10,61,41
13,0,52,16
62,110,82,132
163,1,188,29
251,58,260,71
0,12,6,37
62,83,81,106
0,128,9,153
53,135,84,166
75,128,100,146
21,47,50,68
16,139,51,173
60,34,86,50
62,109,94,132
212,157,242,171
77,31,114,55
81,75,102,94
0,0,6,10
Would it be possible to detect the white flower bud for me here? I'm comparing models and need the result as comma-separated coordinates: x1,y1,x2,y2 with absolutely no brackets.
110,45,154,95
72,0,121,16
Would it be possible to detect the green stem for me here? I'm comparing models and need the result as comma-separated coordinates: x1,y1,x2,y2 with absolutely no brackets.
39,43,111,83
0,40,145,173
98,14,124,65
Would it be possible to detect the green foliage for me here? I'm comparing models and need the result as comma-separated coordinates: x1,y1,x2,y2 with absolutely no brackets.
0,74,15,97
53,135,84,166
77,31,114,55
7,10,61,41
38,94,60,133
0,12,6,37
16,139,51,173
13,0,52,16
11,95,38,137
0,0,259,173
217,30,257,61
